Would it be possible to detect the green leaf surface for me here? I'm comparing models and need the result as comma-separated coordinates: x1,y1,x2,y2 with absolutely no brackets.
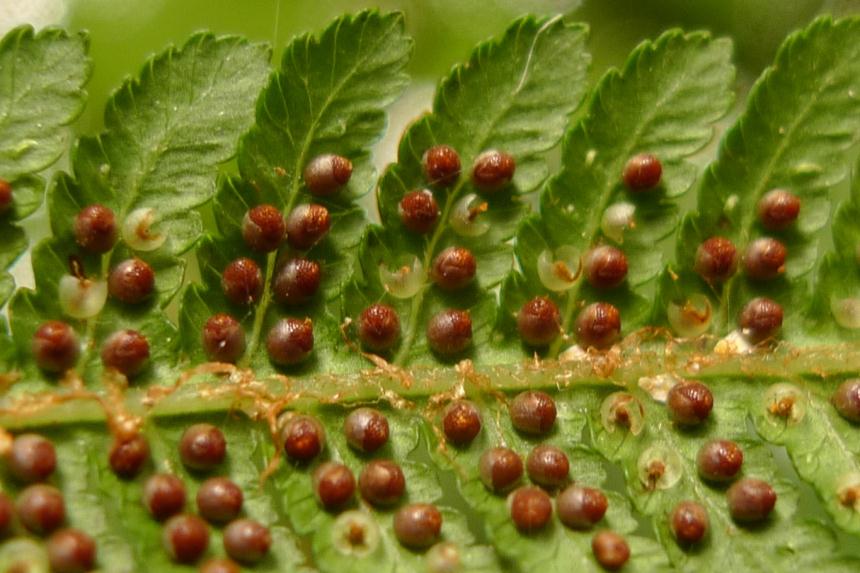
0,26,90,179
666,16,860,339
180,11,412,375
8,33,270,389
499,29,734,357
346,15,592,367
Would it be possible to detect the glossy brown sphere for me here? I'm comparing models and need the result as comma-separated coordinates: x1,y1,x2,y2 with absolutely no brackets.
303,153,353,196
281,414,326,462
313,462,356,510
739,297,783,343
423,145,461,187
832,379,860,423
6,433,56,483
163,514,210,564
266,318,314,366
509,390,557,435
199,558,241,573
358,304,400,352
179,424,227,471
744,237,787,280
196,477,243,523
74,204,117,253
471,149,515,191
100,329,150,377
344,407,390,454
426,309,472,356
557,485,608,529
442,400,482,446
358,459,406,506
431,246,477,291
517,296,561,346
201,313,246,363
223,519,271,564
17,484,65,534
479,447,523,493
109,434,150,479
509,486,552,533
108,258,155,304
670,501,709,545
221,258,263,305
575,302,621,349
242,204,286,252
286,204,330,250
757,189,800,231
47,528,97,573
272,258,321,306
623,153,662,191
727,478,777,523
666,381,714,426
697,439,744,482
399,189,439,234
584,246,628,289
32,321,80,373
526,444,570,489
143,474,186,520
694,236,738,283
393,503,443,549
592,530,630,570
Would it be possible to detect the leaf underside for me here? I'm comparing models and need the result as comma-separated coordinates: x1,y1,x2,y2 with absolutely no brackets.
2,12,860,573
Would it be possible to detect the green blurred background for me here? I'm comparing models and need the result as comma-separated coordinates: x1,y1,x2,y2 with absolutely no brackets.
4,0,856,134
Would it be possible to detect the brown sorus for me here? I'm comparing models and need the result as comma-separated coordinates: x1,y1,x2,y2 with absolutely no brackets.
358,459,405,506
666,381,714,426
358,303,400,352
757,189,800,231
517,296,561,347
557,485,608,529
17,484,65,535
423,145,461,187
108,258,155,304
109,434,150,478
399,189,439,233
100,329,150,376
670,500,709,545
6,433,56,483
47,528,97,573
272,258,321,306
344,407,390,453
393,503,443,549
575,302,621,349
74,204,117,253
591,530,630,570
509,390,557,435
744,237,787,280
526,444,570,489
242,204,286,252
739,297,783,343
313,462,356,510
281,414,326,462
426,309,472,356
32,321,80,373
286,204,330,250
431,246,477,291
196,477,243,523
697,439,744,482
442,400,482,446
223,519,271,564
221,258,263,305
143,474,186,521
479,447,523,493
509,486,552,533
694,236,739,283
727,478,777,523
584,245,628,289
266,318,314,366
201,313,246,363
163,514,210,564
304,154,353,196
623,153,662,191
471,149,515,191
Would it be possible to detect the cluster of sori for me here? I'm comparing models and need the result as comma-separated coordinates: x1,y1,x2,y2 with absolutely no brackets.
369,144,517,357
